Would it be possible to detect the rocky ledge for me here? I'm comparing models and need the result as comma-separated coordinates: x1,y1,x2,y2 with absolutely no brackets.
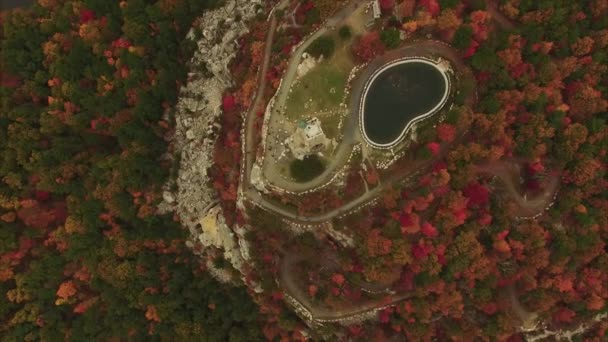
158,0,263,282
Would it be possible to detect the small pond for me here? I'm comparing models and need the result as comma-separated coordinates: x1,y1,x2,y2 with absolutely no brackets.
361,59,448,147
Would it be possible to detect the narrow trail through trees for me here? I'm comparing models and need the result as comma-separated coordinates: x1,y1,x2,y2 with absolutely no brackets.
476,160,560,218
279,254,412,324
237,0,565,330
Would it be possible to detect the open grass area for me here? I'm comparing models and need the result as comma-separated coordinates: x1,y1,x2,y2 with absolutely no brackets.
284,36,355,122
285,64,346,119
315,111,344,139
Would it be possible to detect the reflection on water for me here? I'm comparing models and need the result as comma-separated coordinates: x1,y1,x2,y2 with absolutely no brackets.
387,73,425,95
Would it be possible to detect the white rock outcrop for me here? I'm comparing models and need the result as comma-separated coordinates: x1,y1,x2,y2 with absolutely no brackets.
296,52,321,78
158,0,263,282
250,164,268,193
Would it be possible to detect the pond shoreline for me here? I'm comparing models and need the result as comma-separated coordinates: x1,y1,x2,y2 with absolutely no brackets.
359,57,450,148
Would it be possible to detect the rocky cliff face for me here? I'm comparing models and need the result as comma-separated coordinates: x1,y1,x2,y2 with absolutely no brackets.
158,0,263,282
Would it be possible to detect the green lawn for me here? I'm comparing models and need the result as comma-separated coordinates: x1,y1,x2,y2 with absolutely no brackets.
316,111,344,139
284,39,355,121
285,64,347,119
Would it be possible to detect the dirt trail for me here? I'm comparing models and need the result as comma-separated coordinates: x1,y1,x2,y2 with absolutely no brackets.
526,312,608,341
278,157,561,325
244,39,476,224
506,285,539,331
241,0,287,194
238,0,566,329
279,254,411,323
476,159,560,218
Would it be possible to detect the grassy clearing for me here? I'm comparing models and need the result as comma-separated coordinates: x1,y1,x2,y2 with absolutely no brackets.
284,36,355,121
285,65,346,119
315,112,343,140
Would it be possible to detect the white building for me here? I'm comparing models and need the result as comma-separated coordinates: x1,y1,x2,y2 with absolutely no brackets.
372,0,381,19
285,118,332,160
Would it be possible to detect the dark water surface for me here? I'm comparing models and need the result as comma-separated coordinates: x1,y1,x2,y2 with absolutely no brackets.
1,0,34,10
362,61,446,145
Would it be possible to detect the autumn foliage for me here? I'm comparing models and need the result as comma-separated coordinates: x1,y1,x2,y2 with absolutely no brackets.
264,0,608,339
352,31,385,62
2,0,608,340
0,1,262,340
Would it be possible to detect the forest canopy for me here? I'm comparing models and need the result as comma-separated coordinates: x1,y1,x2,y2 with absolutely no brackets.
2,0,608,340
0,0,261,340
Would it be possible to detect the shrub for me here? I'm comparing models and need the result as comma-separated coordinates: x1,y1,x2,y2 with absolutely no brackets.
339,25,352,40
452,26,474,50
306,35,336,58
305,7,321,25
439,0,460,9
380,27,400,49
290,155,326,182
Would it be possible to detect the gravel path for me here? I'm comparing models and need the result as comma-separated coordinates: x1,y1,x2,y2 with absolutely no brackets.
244,40,477,223
239,0,562,328
259,0,367,193
475,159,560,218
279,253,412,324
241,0,286,196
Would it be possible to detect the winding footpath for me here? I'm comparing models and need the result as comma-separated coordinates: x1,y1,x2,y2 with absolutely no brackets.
280,254,412,324
241,0,284,194
258,0,366,193
238,0,568,331
277,158,561,325
245,39,480,224
476,160,560,219
241,0,558,223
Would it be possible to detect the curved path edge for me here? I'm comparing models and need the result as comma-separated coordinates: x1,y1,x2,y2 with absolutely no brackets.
359,57,451,149
279,254,412,324
256,0,366,194
235,0,569,332
244,40,480,223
